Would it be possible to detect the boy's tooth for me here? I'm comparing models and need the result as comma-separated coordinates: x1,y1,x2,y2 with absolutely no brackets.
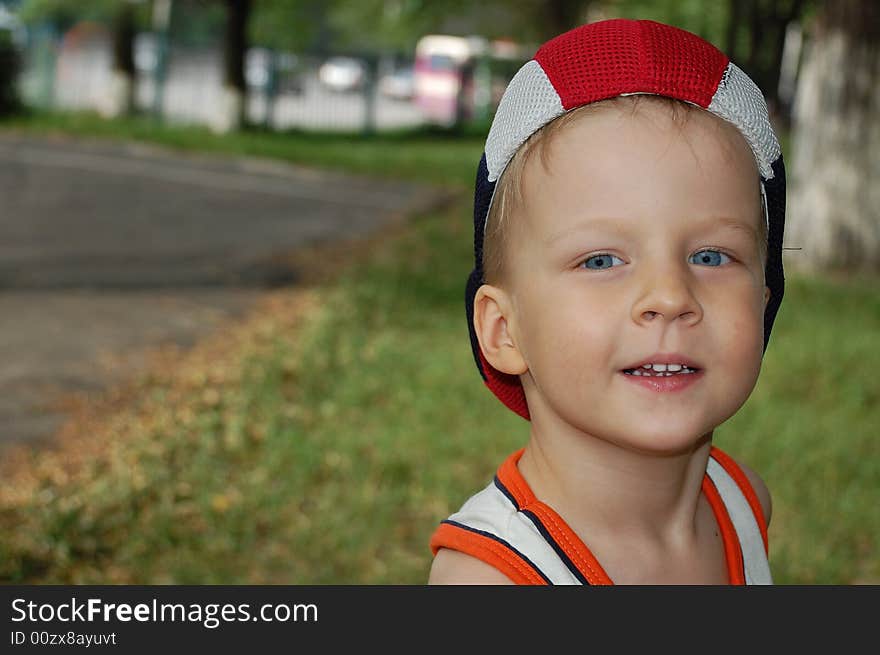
628,364,697,377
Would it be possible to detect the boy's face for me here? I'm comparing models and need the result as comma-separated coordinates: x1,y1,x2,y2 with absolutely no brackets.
494,104,770,454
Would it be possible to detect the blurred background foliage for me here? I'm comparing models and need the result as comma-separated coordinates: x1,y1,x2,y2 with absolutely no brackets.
0,0,825,135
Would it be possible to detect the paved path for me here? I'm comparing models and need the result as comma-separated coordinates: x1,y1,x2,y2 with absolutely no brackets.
0,132,444,448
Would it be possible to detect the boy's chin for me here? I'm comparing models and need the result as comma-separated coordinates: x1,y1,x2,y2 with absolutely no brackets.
590,420,718,457
615,431,715,458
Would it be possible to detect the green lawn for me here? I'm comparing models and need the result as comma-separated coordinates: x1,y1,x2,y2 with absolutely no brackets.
0,112,876,584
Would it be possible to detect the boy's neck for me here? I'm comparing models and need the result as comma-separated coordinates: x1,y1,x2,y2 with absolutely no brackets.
518,425,714,544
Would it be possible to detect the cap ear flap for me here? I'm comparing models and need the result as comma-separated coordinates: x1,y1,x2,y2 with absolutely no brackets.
761,155,786,353
472,284,528,377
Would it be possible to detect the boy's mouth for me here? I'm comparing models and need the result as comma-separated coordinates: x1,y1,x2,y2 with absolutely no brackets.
620,354,703,377
622,363,701,377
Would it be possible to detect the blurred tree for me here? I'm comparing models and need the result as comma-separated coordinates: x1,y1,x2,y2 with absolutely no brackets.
216,0,251,132
18,0,149,116
303,0,593,55
788,0,880,272
603,0,728,48
250,0,326,53
315,0,502,53
19,0,253,129
0,27,22,116
732,0,810,123
18,0,151,32
105,0,137,117
538,0,592,40
170,0,225,47
167,0,252,132
18,0,101,31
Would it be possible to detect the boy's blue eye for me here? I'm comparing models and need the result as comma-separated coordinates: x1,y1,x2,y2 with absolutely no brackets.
689,250,731,266
581,253,624,270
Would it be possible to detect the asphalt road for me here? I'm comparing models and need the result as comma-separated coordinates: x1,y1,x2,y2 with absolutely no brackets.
0,132,443,448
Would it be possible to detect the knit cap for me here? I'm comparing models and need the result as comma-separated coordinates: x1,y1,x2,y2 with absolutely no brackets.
466,18,786,421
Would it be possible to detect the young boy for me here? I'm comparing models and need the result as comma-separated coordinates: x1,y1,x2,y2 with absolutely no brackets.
428,19,786,585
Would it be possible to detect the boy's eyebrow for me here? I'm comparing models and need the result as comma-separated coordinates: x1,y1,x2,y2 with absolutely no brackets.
543,215,758,244
543,217,634,244
697,215,760,240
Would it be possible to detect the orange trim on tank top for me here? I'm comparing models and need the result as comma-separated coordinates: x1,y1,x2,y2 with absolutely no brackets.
429,521,549,585
708,446,769,554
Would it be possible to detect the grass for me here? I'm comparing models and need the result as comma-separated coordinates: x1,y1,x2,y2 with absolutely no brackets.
0,109,487,188
0,111,876,584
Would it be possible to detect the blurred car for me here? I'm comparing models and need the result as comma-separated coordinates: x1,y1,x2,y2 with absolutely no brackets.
246,47,272,89
275,51,305,95
379,66,415,100
318,56,367,92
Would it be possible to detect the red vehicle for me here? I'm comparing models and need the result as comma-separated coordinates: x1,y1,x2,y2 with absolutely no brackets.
413,34,487,126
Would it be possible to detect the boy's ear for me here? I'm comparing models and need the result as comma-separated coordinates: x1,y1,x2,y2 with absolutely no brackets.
473,284,528,376
763,285,771,310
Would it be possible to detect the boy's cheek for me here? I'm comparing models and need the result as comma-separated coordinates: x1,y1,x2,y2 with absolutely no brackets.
722,303,767,366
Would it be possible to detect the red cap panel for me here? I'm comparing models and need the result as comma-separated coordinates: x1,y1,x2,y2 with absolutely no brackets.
534,19,730,111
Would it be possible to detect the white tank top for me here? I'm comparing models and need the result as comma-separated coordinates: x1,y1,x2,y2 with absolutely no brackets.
430,447,772,585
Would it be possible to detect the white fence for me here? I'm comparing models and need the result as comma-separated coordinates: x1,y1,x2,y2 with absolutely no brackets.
22,25,425,133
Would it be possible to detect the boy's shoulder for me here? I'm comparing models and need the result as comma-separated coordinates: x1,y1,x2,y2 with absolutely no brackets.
427,548,515,585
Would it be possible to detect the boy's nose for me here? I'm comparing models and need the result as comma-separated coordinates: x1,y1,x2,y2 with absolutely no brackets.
631,267,703,327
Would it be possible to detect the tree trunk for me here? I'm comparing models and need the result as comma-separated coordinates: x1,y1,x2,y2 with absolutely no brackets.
765,0,806,125
734,1,807,125
746,0,765,83
103,2,137,117
725,0,744,61
214,0,251,133
534,0,590,42
787,0,880,273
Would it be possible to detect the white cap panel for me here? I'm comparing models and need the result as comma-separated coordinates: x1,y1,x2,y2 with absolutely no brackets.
484,60,564,182
709,62,782,180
